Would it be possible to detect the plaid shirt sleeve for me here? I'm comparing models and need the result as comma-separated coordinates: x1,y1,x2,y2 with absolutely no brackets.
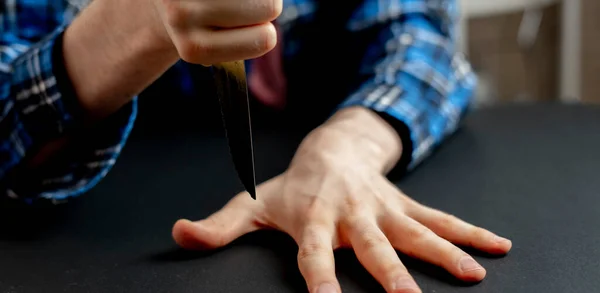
339,0,477,170
0,0,136,204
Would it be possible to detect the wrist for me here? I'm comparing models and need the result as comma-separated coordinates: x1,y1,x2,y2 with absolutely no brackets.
62,0,179,121
318,106,403,173
82,0,176,56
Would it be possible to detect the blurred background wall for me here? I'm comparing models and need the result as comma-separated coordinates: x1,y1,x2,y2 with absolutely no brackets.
581,0,599,104
458,0,596,107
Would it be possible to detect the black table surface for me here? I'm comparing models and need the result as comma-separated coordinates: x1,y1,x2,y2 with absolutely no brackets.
1,102,600,293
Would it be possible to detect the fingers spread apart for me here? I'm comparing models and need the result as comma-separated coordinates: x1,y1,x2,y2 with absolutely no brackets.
344,216,421,293
381,212,487,282
406,204,512,255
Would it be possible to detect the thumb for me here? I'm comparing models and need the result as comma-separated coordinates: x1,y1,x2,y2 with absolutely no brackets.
172,194,261,250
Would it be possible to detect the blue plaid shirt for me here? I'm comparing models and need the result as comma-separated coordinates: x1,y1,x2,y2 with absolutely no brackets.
0,0,477,203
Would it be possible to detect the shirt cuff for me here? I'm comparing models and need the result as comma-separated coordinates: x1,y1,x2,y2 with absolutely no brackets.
4,26,137,204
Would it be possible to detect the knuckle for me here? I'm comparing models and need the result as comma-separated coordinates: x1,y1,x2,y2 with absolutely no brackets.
213,233,228,247
303,225,323,239
472,227,490,240
298,241,327,262
291,190,329,224
402,195,421,210
178,40,211,63
268,0,283,19
440,213,458,227
406,224,432,241
372,186,388,208
359,229,387,251
163,1,187,28
342,194,364,216
257,24,277,54
382,261,407,277
255,0,282,21
303,205,327,224
391,274,413,286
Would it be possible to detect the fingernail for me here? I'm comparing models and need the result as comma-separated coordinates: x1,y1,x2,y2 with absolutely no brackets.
393,278,419,292
459,257,483,273
316,283,337,293
494,235,511,243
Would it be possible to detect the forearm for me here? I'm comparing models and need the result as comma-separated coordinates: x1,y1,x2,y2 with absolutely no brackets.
62,0,177,122
22,0,178,167
0,0,180,200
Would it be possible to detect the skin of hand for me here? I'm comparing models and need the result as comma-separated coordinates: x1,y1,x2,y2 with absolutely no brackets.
172,106,513,293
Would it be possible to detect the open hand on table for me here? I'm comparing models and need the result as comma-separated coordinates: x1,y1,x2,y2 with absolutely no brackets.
171,107,512,293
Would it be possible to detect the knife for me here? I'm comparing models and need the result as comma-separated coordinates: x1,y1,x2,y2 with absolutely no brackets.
211,61,257,200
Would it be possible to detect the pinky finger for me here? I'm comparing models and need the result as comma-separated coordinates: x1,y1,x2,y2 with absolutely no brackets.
409,205,512,255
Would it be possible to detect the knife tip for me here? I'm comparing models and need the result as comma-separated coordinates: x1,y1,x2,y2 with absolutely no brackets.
248,188,256,200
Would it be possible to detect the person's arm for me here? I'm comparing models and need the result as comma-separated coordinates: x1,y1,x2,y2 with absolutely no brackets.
2,0,280,203
337,0,476,172
0,0,178,203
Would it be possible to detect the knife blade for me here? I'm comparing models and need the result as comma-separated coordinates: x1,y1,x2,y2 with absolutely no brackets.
211,61,257,199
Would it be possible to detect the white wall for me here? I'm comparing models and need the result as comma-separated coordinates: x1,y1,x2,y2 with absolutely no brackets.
560,0,581,102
